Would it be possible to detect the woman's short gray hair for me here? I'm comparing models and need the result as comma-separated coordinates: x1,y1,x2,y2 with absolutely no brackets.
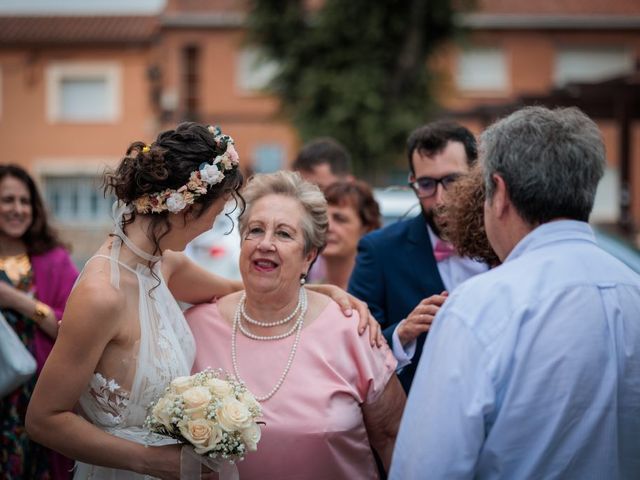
238,171,328,255
481,106,605,224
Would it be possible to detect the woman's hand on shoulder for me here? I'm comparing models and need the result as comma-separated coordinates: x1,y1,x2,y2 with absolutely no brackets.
305,284,383,347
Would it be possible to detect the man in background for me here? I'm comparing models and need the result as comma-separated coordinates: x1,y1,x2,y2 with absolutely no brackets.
293,137,354,283
292,137,353,191
348,121,488,392
391,106,640,479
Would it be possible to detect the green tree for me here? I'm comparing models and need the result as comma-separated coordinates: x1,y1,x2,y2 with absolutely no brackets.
246,0,461,180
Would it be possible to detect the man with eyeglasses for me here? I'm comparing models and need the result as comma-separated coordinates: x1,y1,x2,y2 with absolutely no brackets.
348,120,489,392
391,107,640,480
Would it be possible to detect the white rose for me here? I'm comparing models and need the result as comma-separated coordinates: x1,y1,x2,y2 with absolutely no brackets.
151,396,176,432
184,405,207,420
239,391,262,415
182,386,212,410
179,418,212,448
216,398,252,432
241,423,261,452
200,164,225,185
165,192,187,213
193,423,224,455
170,376,193,394
206,378,234,398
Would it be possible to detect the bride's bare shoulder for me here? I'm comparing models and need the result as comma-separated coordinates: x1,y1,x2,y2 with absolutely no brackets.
64,269,128,333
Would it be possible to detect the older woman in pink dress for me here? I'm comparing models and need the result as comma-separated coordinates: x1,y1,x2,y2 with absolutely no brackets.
187,171,405,479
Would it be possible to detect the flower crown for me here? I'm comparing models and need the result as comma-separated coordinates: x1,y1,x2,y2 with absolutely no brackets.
132,126,240,214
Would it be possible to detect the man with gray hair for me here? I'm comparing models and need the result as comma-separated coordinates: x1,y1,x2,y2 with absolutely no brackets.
390,106,640,479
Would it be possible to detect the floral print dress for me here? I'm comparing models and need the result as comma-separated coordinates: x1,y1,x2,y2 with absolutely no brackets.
0,253,55,479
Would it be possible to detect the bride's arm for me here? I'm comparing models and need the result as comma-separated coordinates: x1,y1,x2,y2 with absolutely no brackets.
25,279,183,479
162,251,382,347
162,250,243,304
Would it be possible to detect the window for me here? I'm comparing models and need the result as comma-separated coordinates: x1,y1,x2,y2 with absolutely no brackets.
253,144,285,173
456,47,509,92
554,48,633,86
182,45,200,121
43,174,114,224
46,62,121,122
236,47,279,93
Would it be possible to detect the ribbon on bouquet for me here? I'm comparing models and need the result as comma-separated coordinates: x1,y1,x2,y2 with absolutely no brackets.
181,446,239,480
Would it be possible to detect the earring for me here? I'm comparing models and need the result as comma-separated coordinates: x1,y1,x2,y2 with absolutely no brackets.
300,274,307,286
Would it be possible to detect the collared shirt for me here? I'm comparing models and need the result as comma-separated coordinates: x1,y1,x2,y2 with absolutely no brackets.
391,224,488,367
390,220,640,480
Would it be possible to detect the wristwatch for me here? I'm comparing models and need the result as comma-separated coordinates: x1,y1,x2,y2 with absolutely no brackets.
33,301,53,324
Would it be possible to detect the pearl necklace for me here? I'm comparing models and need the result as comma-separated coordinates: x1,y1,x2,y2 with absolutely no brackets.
241,288,303,327
231,288,307,402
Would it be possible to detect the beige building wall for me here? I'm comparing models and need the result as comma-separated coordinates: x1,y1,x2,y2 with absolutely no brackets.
1,1,639,261
155,28,299,171
433,27,640,228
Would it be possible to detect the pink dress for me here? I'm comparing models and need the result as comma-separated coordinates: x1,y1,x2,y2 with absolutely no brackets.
187,299,397,480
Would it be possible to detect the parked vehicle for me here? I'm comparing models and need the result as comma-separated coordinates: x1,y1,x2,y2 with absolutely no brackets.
373,187,419,226
184,204,242,280
185,189,640,279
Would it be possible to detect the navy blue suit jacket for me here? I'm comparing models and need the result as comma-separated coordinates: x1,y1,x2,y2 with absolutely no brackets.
348,214,445,392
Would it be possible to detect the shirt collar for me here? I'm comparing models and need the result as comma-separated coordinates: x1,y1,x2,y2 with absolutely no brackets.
505,220,596,263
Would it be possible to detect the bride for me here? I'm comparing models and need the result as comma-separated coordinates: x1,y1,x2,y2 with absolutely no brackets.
25,122,379,479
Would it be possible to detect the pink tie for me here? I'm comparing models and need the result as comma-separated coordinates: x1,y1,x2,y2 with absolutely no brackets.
434,239,456,262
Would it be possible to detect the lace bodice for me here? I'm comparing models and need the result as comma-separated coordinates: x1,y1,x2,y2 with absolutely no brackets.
76,204,196,438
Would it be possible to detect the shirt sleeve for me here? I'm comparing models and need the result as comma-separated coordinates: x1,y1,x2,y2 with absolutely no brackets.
389,306,495,479
347,311,398,404
391,323,416,369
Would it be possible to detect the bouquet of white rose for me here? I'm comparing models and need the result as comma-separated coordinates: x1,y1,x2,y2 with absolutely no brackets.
145,369,262,464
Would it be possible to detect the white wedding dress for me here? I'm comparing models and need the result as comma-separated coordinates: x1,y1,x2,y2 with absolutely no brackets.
73,205,196,479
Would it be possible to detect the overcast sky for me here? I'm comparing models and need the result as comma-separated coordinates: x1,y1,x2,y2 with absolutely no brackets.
0,0,166,14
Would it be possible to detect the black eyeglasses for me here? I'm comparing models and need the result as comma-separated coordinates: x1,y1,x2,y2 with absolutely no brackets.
409,174,461,198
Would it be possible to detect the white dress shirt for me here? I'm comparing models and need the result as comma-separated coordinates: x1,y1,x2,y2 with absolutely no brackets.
391,225,488,367
390,221,640,479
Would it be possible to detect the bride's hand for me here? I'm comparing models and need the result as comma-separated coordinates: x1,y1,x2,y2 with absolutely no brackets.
137,444,182,480
141,444,218,480
306,283,383,347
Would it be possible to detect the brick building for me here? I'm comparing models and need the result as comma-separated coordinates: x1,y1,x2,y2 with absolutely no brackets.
0,0,638,261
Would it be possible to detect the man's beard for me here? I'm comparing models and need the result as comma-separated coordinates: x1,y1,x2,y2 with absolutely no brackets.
422,207,443,238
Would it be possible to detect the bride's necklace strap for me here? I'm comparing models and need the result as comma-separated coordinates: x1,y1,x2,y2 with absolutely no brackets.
111,201,161,263
241,288,304,327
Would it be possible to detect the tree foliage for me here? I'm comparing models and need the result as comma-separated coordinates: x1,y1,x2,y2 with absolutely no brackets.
246,0,460,178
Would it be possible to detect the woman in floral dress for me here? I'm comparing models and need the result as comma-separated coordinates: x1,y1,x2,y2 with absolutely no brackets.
0,164,78,479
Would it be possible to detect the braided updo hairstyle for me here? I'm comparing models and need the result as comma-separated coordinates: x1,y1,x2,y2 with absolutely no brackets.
104,122,244,258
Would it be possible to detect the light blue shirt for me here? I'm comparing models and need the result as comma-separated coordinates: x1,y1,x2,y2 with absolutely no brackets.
391,225,488,367
390,220,640,480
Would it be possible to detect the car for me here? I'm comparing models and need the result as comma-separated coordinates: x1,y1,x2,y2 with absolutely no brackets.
184,203,242,280
372,187,420,226
184,189,419,279
185,189,640,279
372,188,640,274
